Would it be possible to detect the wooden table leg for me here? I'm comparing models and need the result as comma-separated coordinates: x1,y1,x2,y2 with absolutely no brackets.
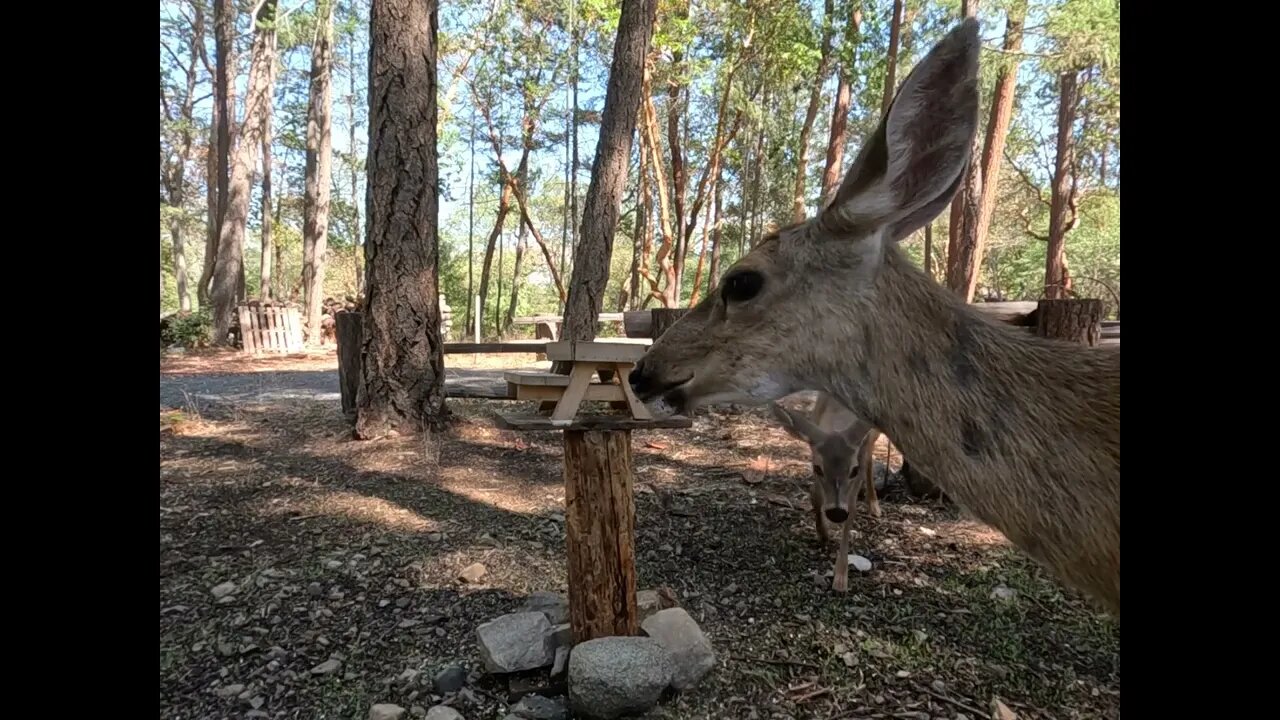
551,362,597,423
564,428,638,642
613,363,653,420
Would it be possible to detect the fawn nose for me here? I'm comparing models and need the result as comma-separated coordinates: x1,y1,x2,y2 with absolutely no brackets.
825,507,849,523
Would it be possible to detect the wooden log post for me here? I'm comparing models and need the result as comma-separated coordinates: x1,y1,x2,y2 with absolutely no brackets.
1036,298,1104,346
335,311,363,420
650,308,690,340
564,428,639,643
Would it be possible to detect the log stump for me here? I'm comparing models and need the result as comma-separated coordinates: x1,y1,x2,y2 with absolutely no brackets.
336,311,364,420
1035,299,1103,346
650,308,690,340
564,429,638,643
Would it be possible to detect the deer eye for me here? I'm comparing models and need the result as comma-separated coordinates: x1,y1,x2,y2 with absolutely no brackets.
812,464,824,477
721,270,764,304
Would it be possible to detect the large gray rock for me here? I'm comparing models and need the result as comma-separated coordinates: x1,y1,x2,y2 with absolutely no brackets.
568,637,673,719
476,612,555,673
521,591,570,626
640,608,716,690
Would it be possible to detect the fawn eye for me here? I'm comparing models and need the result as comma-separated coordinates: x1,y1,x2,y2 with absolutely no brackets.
721,270,764,304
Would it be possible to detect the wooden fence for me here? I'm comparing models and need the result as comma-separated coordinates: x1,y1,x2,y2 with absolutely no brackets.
237,303,304,354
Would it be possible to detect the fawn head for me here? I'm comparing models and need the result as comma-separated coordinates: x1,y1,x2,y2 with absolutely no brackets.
629,19,981,416
769,403,871,523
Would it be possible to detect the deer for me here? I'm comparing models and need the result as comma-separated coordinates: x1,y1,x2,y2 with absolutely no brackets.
769,394,880,592
626,19,1120,618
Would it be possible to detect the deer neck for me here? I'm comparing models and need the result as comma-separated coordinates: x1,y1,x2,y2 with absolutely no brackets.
815,246,1121,613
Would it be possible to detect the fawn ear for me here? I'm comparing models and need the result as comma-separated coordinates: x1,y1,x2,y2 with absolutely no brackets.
769,403,823,444
818,18,981,242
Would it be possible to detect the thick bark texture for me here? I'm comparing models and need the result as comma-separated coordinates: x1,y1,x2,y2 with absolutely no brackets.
554,0,658,373
792,0,837,222
304,0,335,342
356,0,446,437
1045,69,1080,299
210,1,277,344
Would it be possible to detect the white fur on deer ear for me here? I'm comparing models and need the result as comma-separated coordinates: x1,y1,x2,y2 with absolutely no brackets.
817,18,981,242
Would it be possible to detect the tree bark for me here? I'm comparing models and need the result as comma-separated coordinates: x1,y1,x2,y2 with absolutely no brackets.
304,0,335,343
970,0,1026,290
639,85,679,308
792,0,837,222
210,0,277,344
259,73,275,300
946,0,983,303
650,308,689,339
1045,70,1080,300
667,43,688,301
504,222,526,332
881,0,904,117
554,0,658,374
628,139,648,312
821,4,861,207
707,168,724,291
1035,299,1102,345
356,0,446,437
477,182,511,337
336,310,363,420
923,221,933,278
201,0,235,306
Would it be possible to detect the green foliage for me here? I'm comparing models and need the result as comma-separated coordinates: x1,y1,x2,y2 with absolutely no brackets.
162,309,215,348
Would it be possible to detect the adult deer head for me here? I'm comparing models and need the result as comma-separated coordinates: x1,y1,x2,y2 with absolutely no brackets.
629,19,981,417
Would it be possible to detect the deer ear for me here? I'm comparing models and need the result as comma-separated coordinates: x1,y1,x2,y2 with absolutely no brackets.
769,403,821,443
818,18,981,241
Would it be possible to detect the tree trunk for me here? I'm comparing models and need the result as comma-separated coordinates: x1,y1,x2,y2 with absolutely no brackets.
792,0,837,222
554,0,659,375
923,221,933,278
1035,299,1102,345
628,137,648,311
1045,70,1080,300
304,0,335,343
640,87,679,308
820,5,860,207
707,168,724,290
477,183,511,337
336,310,363,420
946,0,983,303
667,44,688,301
273,194,285,299
171,223,190,312
564,429,639,642
971,0,1026,285
214,0,236,249
881,0,904,116
210,0,277,344
504,223,526,332
356,0,446,437
259,79,275,300
466,105,477,336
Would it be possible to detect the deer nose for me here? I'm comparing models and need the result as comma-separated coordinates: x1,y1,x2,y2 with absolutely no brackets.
629,361,653,397
825,507,849,523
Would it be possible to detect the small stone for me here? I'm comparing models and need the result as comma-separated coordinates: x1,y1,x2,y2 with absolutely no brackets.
990,585,1017,601
433,665,467,694
325,559,343,570
476,612,555,673
640,607,716,690
550,646,569,677
458,563,487,584
249,696,265,709
398,669,421,685
477,533,503,548
425,706,464,720
311,658,342,675
211,581,238,599
635,588,675,621
896,670,911,678
427,532,444,543
919,526,937,536
956,715,971,720
369,704,407,720
931,680,947,693
850,555,873,573
568,636,673,719
510,694,568,720
410,707,427,718
398,619,421,629
214,683,245,698
521,591,570,625
990,699,1017,720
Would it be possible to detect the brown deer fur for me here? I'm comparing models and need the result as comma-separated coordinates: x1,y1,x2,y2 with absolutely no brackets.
628,20,1120,617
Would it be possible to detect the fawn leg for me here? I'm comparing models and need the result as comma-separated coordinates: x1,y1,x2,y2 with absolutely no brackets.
809,481,829,544
862,431,883,518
